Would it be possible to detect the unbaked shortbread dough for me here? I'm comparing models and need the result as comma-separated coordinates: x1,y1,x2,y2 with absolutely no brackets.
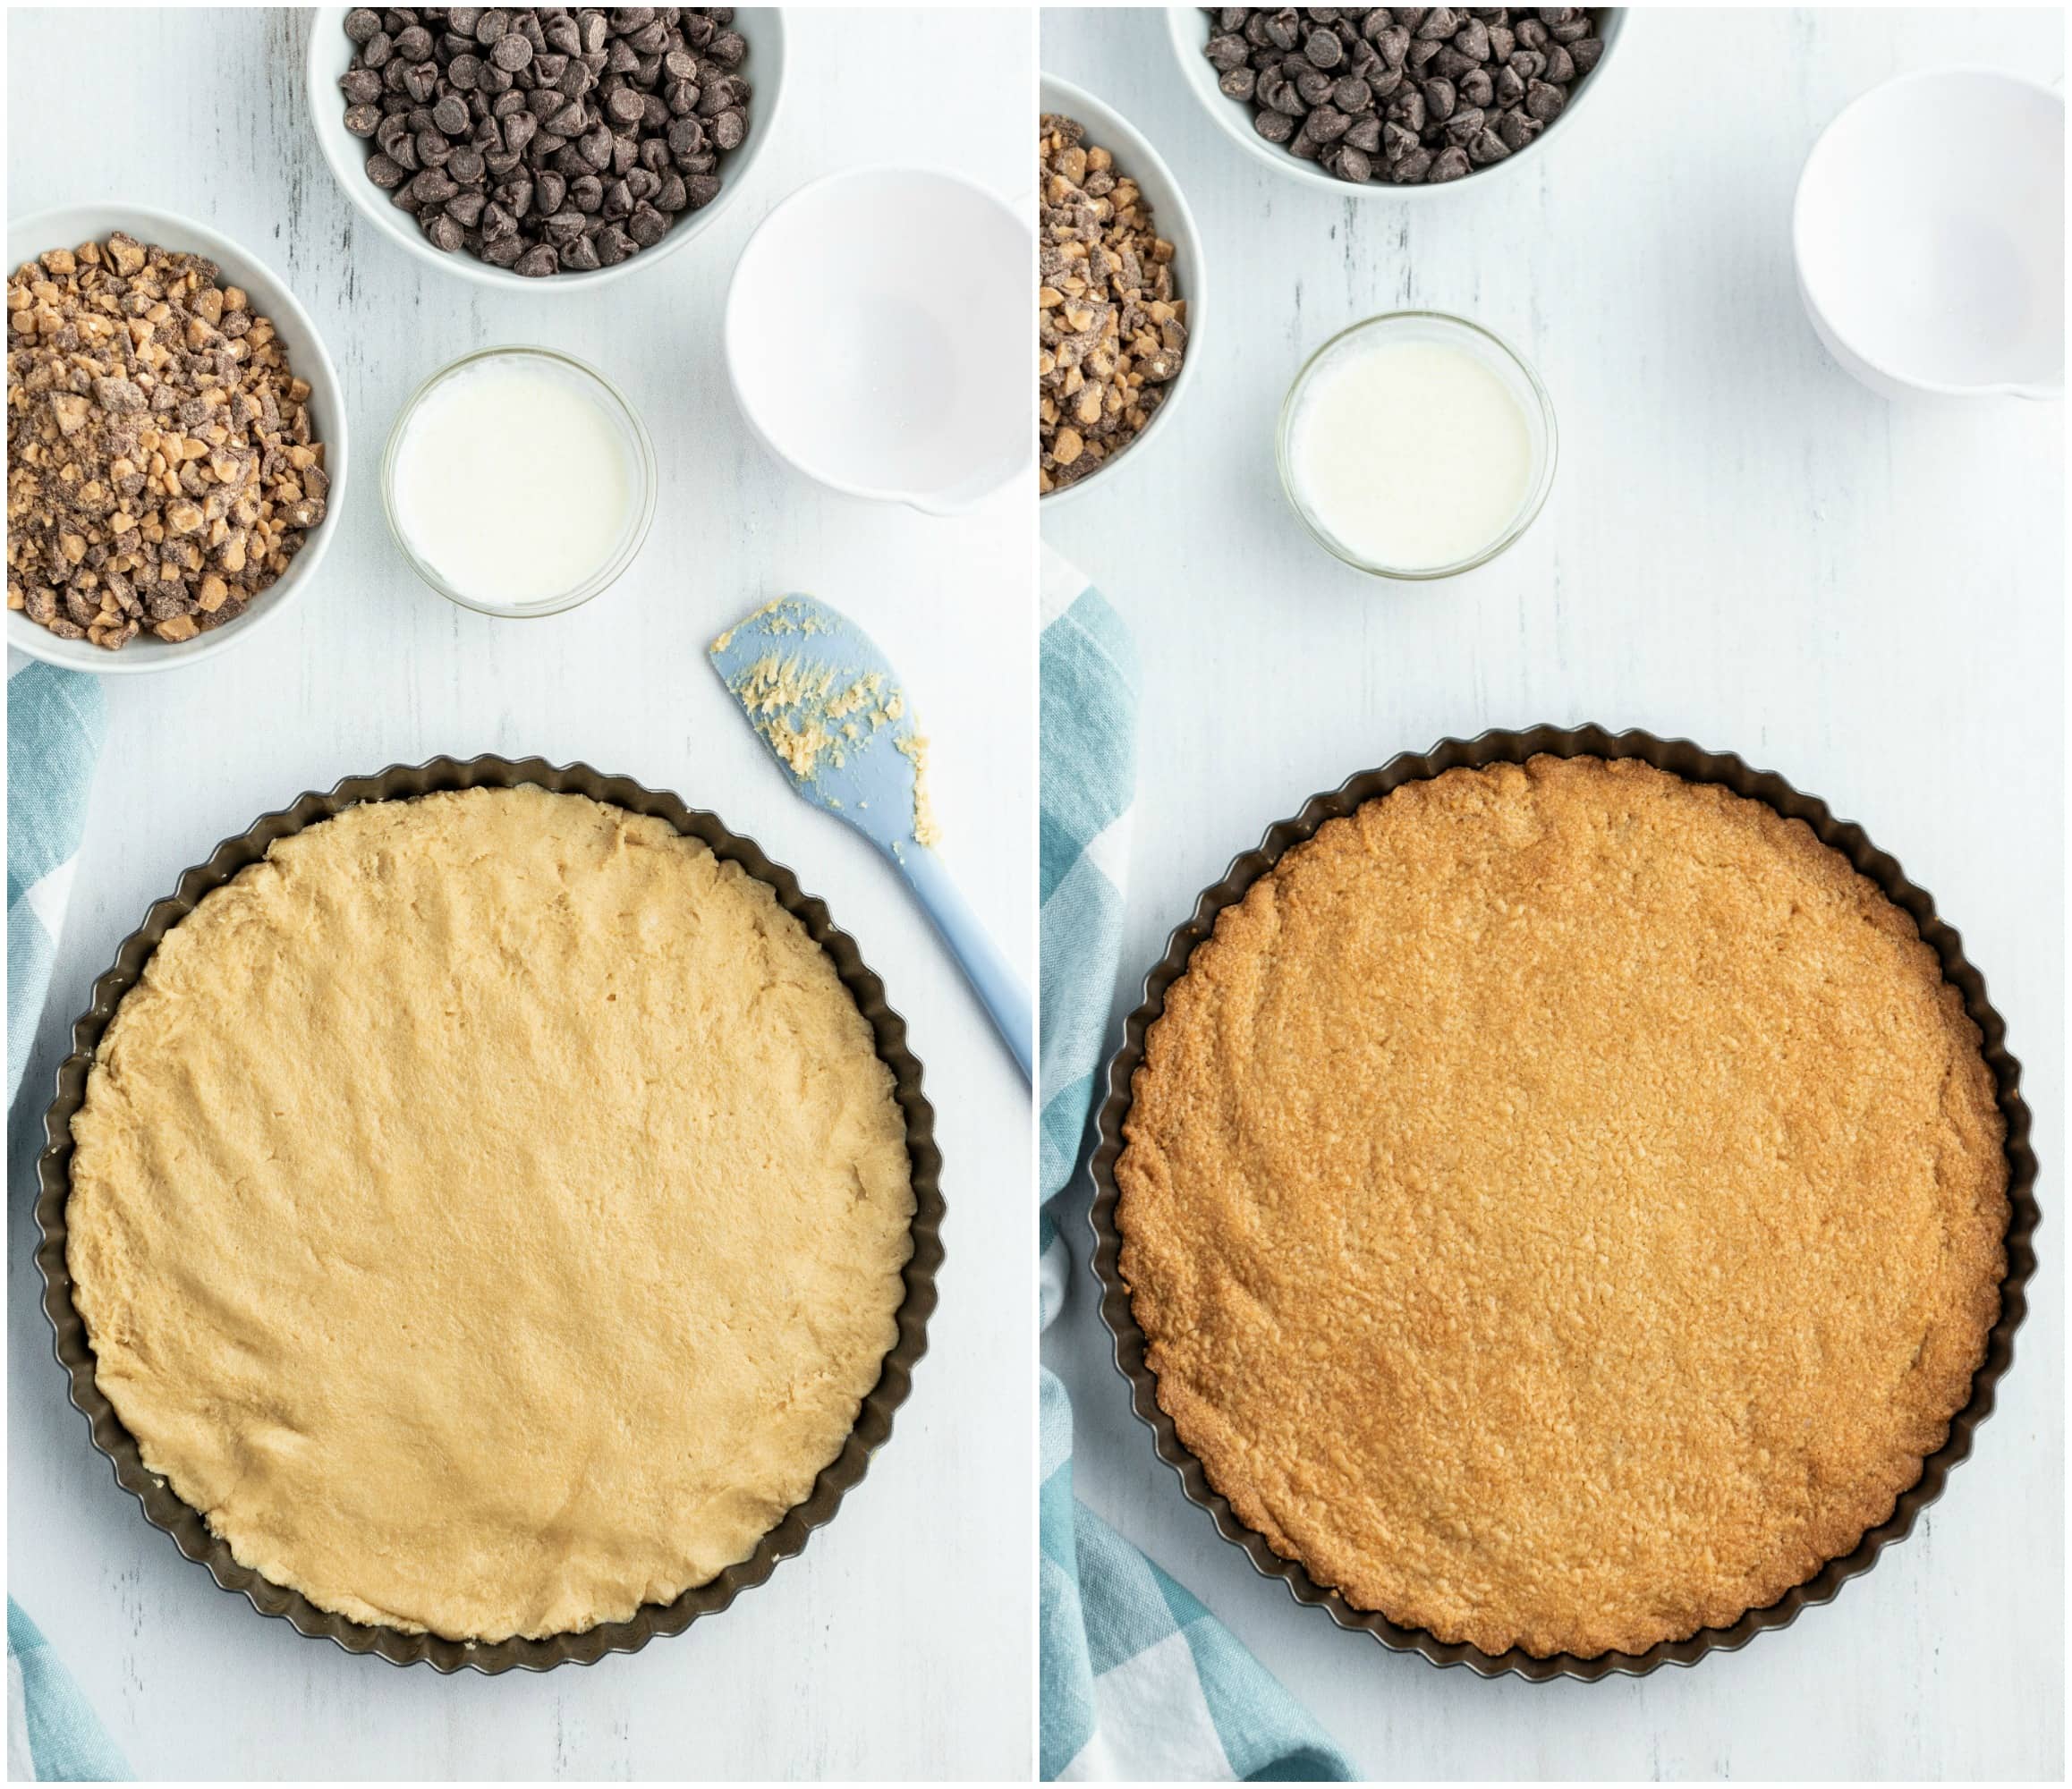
68,786,914,1642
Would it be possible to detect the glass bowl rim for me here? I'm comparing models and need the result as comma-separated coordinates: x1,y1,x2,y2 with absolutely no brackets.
380,343,659,618
1275,309,1559,581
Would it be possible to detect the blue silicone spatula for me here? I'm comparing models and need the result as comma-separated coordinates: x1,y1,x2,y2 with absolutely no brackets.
710,593,1032,1080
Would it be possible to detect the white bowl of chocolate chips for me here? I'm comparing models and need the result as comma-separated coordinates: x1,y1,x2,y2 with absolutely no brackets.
306,5,785,290
1169,6,1625,195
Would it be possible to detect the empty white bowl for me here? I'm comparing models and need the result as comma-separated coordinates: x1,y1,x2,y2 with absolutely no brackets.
1038,73,1205,505
725,165,1030,513
1166,6,1626,199
5,205,349,675
305,5,785,293
1795,68,2064,400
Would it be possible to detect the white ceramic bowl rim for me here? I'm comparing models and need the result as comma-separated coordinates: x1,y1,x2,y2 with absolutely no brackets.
1162,5,1626,199
1791,64,2066,398
1037,72,1206,506
5,203,349,675
303,4,786,293
379,343,659,617
723,162,1032,513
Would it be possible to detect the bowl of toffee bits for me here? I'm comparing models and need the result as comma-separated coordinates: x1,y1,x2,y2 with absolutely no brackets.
1168,7,1622,193
307,6,784,289
6,206,346,672
1039,76,1203,500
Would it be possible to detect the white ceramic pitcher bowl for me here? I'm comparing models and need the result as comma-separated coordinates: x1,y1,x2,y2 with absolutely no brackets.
724,165,1031,513
1795,68,2064,401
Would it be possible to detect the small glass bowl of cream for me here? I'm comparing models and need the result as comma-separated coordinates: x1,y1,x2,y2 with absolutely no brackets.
1277,311,1558,581
382,345,657,618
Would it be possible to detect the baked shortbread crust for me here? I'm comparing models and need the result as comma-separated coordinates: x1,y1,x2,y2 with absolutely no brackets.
1117,756,2007,1658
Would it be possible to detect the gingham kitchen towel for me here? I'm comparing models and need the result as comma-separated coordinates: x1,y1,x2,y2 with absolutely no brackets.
9,656,129,1784
7,1604,128,1784
1038,547,1354,1783
8,657,103,1098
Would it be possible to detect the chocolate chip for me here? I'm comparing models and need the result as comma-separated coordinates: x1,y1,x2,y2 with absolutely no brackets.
626,200,668,246
1329,144,1373,182
409,167,459,206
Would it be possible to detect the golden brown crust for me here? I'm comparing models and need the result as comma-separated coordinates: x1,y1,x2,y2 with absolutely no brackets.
67,787,913,1643
1116,757,2007,1658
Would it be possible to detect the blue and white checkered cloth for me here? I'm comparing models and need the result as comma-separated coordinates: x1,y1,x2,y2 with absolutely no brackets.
9,659,102,1098
8,1604,127,1785
1038,547,1354,1783
9,656,129,1784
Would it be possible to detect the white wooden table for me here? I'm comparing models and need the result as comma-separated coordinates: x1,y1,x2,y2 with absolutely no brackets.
1040,8,2062,1780
8,8,1032,1779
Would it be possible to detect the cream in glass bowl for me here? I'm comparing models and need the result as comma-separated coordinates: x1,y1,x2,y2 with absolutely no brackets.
1277,311,1557,581
382,345,656,617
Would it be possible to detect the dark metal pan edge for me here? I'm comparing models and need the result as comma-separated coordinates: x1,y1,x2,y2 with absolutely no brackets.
1086,723,2037,1683
35,753,944,1675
